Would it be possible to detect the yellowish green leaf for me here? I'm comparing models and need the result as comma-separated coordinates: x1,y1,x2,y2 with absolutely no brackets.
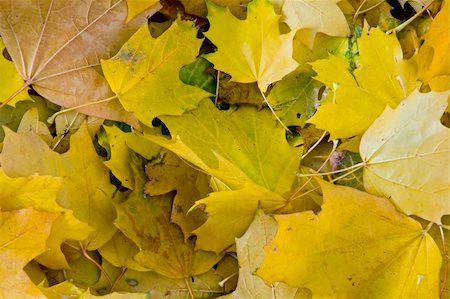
0,208,58,299
1,123,116,250
220,210,308,298
98,231,149,272
360,90,450,224
268,71,322,127
101,125,161,189
257,180,442,298
204,0,299,92
308,26,419,139
143,99,302,194
102,20,210,127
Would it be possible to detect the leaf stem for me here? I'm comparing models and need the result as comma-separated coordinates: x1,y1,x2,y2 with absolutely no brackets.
0,82,30,109
387,0,435,34
78,242,113,289
184,276,195,299
296,162,364,177
47,94,118,124
215,70,220,106
258,88,290,132
301,130,328,159
51,112,80,150
439,225,448,297
109,267,127,293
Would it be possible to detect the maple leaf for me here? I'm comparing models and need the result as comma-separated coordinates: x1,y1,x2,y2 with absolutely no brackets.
360,90,450,224
0,38,31,106
272,0,349,48
98,232,149,272
417,0,450,91
143,99,302,193
267,71,322,127
180,0,251,19
204,0,299,92
257,180,442,298
220,210,307,298
1,123,116,250
0,208,58,298
0,0,157,124
0,169,92,269
101,125,160,189
144,149,211,238
114,153,223,280
102,20,211,127
94,260,224,298
191,183,287,252
126,0,161,22
308,26,419,139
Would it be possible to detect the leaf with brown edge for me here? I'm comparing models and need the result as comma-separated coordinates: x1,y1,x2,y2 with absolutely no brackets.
0,0,158,125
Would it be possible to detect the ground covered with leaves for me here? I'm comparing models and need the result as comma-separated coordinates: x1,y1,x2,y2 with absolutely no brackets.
0,0,449,298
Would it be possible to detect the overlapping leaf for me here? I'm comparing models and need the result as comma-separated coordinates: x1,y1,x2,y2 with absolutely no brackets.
0,170,92,269
204,0,299,92
102,20,211,127
115,153,222,279
308,26,419,139
360,89,450,224
0,208,57,299
220,210,307,298
258,180,442,298
0,0,156,124
273,0,349,47
143,99,302,193
1,123,116,250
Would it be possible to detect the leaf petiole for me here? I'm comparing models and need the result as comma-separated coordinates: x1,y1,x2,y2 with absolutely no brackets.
47,95,118,124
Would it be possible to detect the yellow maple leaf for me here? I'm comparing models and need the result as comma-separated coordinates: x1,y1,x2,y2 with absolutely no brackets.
102,20,210,127
125,0,161,23
257,180,441,298
308,26,419,139
418,0,450,91
220,210,308,298
143,99,302,194
0,170,92,269
0,208,58,298
360,89,450,224
204,0,299,92
1,123,116,250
